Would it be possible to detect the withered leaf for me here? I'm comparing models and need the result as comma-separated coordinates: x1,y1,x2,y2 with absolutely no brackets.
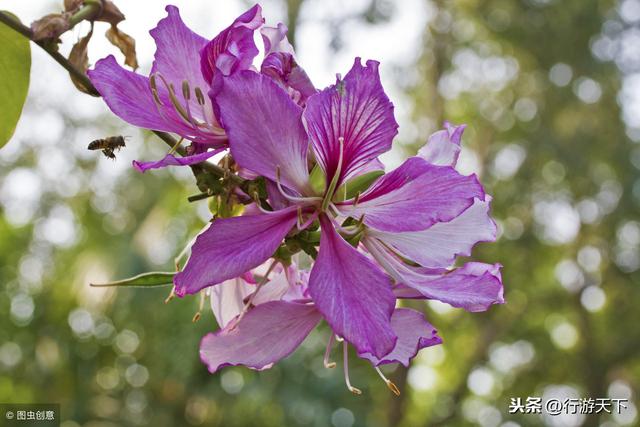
68,27,94,94
63,0,84,13
96,0,125,26
105,24,138,70
30,13,71,41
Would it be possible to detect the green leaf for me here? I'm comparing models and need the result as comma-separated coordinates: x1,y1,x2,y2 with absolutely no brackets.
338,170,385,200
0,13,31,149
90,271,175,288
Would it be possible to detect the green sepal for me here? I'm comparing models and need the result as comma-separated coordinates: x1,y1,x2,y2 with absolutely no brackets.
309,164,326,195
337,170,384,201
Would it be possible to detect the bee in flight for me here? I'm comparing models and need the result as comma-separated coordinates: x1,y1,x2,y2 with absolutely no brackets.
88,136,127,159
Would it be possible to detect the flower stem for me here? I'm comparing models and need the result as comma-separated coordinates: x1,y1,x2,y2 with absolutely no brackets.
68,0,102,27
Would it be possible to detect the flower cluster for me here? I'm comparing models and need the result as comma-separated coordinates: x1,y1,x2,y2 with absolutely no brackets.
88,4,504,394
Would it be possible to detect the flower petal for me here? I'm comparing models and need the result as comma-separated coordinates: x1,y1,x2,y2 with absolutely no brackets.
148,5,222,136
403,262,504,312
200,4,263,84
260,24,316,106
360,308,442,366
304,58,398,186
368,196,496,267
209,277,253,328
150,6,209,95
341,157,484,232
173,207,298,296
261,52,317,106
132,148,222,172
368,238,504,312
417,122,465,167
88,56,181,133
308,215,396,358
261,23,294,56
200,301,321,373
216,71,311,194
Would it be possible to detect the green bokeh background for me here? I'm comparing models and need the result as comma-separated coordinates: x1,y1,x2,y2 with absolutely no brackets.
0,0,638,426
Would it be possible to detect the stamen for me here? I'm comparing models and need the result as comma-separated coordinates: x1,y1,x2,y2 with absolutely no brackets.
192,291,206,323
149,75,163,106
328,216,361,236
275,166,322,204
375,367,401,396
169,82,194,126
156,73,200,128
164,288,175,304
323,334,336,369
343,342,362,395
229,260,278,329
149,73,221,139
321,137,345,212
328,202,345,219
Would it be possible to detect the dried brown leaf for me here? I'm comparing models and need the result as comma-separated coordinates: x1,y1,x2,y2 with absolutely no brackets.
30,13,71,41
96,0,125,26
105,24,138,70
68,28,94,93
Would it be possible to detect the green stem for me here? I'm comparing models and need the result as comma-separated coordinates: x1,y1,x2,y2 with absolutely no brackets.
68,1,102,27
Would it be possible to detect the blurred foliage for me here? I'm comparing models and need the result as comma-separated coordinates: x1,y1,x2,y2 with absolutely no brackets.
1,0,639,427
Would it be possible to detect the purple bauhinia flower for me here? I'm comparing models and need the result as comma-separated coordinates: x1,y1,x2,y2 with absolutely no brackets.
88,5,265,171
172,55,504,377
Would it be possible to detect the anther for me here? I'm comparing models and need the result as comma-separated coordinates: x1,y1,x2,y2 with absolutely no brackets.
182,80,191,101
194,87,206,106
375,367,401,396
343,342,362,395
157,74,195,127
